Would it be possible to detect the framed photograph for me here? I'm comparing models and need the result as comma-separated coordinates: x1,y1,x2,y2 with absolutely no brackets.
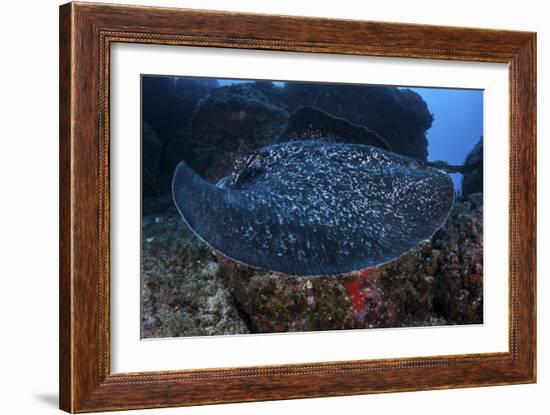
59,2,536,412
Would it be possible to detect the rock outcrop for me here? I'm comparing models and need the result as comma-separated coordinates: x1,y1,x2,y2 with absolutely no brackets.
141,77,219,211
141,122,162,198
142,76,218,144
284,83,433,160
462,138,483,195
187,82,289,181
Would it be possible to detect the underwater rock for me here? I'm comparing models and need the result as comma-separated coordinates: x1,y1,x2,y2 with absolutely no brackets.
217,255,361,333
188,82,289,181
431,192,483,323
154,134,197,196
142,76,218,144
173,140,455,276
141,209,249,338
217,194,483,333
142,122,162,198
462,138,483,196
142,195,176,216
142,77,219,199
284,83,432,160
281,106,392,150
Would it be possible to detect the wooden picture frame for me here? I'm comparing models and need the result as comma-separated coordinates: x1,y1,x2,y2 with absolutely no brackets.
59,2,536,412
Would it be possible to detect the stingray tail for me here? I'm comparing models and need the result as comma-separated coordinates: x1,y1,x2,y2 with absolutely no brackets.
426,159,482,174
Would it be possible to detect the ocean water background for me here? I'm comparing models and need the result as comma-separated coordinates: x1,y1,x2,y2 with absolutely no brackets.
410,87,483,192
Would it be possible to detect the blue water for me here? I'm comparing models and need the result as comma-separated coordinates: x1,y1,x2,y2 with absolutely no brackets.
410,87,483,193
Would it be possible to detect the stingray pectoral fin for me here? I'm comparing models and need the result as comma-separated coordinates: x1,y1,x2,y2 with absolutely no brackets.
173,161,302,274
172,161,231,248
173,161,262,261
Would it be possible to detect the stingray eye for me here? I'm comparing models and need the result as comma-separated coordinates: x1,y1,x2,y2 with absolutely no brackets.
236,165,264,185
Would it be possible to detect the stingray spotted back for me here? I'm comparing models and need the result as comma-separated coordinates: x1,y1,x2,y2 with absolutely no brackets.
173,140,454,276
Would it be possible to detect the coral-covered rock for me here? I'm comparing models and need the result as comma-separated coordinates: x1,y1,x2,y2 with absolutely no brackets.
462,138,483,195
217,257,362,333
141,209,249,338
217,193,483,333
284,83,432,160
431,192,484,323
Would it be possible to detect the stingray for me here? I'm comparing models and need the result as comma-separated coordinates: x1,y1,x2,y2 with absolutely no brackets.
173,140,468,276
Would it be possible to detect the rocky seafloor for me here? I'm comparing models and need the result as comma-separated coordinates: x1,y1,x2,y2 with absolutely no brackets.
142,192,483,338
